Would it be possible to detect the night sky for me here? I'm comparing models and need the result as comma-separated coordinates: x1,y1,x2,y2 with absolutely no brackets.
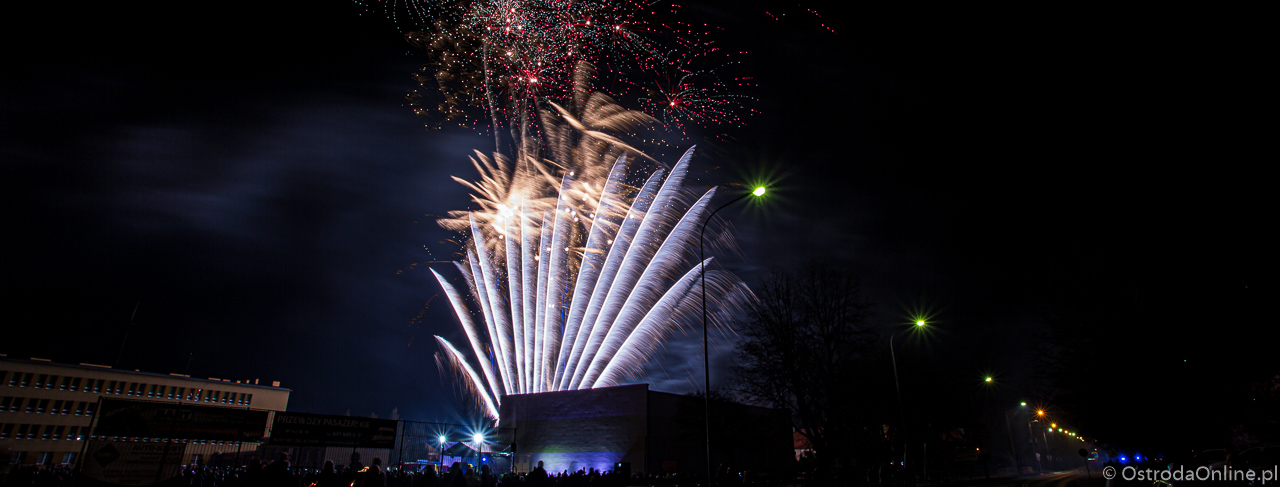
3,1,1267,452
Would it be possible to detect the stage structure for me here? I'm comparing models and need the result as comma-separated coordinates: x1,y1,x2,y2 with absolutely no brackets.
495,384,792,477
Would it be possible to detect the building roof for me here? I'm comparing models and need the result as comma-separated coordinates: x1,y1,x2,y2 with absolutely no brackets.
0,354,291,391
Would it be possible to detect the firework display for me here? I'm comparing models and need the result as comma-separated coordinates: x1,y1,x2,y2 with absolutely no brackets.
431,98,747,418
359,0,753,140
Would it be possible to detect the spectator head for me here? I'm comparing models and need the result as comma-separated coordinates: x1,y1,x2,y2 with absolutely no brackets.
372,458,382,467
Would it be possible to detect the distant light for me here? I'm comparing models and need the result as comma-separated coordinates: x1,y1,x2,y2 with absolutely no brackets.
984,377,992,382
916,320,925,327
1037,410,1045,416
1020,402,1027,407
753,186,766,196
438,435,447,444
472,433,484,443
1051,423,1057,428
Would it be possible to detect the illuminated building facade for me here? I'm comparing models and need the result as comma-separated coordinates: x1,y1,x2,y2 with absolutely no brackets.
0,355,289,467
498,384,792,477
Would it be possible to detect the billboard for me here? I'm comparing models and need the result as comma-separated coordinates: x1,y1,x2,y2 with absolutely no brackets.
268,412,398,448
81,440,184,486
94,398,269,442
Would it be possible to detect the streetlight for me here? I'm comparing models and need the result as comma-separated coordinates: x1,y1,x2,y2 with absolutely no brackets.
700,185,765,486
438,435,447,472
473,432,486,468
890,319,926,469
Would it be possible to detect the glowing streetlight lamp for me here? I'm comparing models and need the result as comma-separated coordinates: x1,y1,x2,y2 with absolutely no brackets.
438,435,448,472
700,186,765,485
890,319,926,469
984,377,993,383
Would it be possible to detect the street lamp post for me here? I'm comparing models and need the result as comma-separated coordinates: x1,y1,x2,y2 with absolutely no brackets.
889,321,924,471
438,435,447,473
699,186,764,486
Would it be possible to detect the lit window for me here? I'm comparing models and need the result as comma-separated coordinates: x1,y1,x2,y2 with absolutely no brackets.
245,394,252,406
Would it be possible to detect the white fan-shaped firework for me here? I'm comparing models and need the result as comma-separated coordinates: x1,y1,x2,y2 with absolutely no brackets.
432,98,746,419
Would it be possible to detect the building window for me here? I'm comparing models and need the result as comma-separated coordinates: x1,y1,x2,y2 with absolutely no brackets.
25,399,36,414
105,381,117,394
127,383,139,396
19,373,32,387
174,387,185,400
60,377,72,391
205,390,215,402
17,424,30,440
52,400,63,415
0,423,12,439
75,402,86,416
72,426,85,441
62,452,77,465
91,379,103,393
37,451,53,465
221,391,230,404
36,399,49,414
1,396,14,412
85,402,97,417
52,426,65,440
0,371,7,386
70,377,82,392
10,452,26,465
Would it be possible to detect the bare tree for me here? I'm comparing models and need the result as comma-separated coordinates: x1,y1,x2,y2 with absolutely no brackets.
733,261,876,467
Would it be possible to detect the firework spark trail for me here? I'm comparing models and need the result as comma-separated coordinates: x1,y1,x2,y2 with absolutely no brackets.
372,0,753,140
432,96,748,418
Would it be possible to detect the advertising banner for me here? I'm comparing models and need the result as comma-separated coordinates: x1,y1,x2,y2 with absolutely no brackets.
95,398,269,442
268,412,398,448
81,440,184,486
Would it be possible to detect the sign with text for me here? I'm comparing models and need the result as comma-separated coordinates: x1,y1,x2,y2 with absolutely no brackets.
82,441,184,486
268,412,398,448
95,398,269,442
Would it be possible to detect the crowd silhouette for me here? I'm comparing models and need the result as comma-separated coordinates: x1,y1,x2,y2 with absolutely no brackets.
1,454,720,487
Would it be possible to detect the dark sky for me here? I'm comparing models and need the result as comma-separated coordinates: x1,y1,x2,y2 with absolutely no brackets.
2,1,1267,449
